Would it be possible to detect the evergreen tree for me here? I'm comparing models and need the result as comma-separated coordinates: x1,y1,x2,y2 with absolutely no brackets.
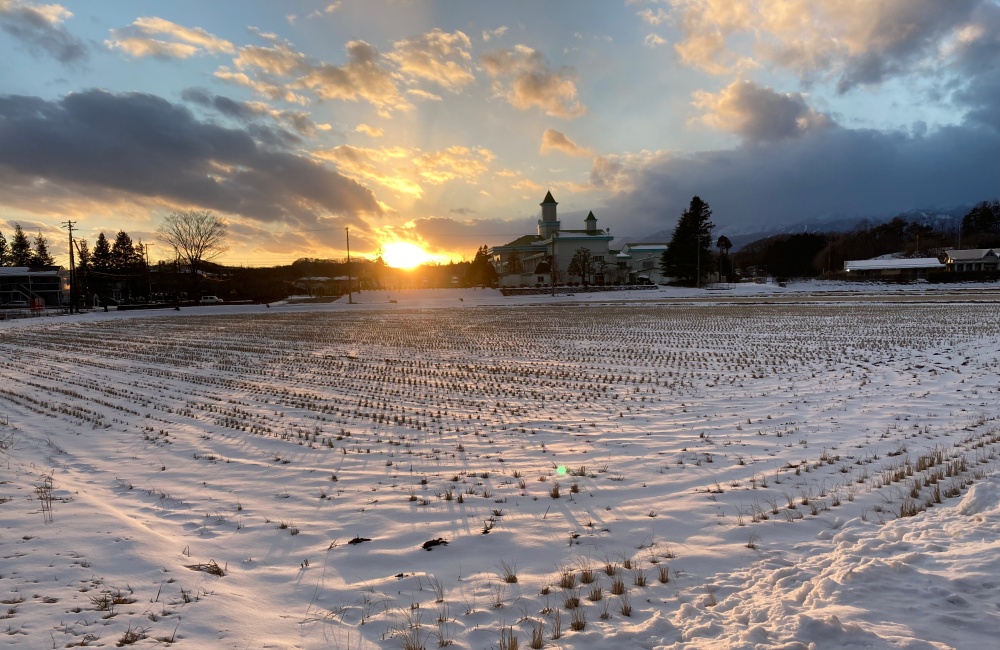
11,224,31,266
134,239,147,272
716,235,733,280
75,239,92,299
0,231,9,266
961,200,1000,242
465,245,498,286
31,232,55,266
92,232,112,273
110,230,140,272
661,196,715,285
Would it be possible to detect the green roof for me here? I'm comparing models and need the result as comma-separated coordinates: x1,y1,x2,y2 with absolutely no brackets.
495,234,543,248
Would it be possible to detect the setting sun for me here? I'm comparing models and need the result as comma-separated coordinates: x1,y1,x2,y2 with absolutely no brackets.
381,241,434,269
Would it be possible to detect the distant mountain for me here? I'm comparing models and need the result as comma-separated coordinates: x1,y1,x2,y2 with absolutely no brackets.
624,205,972,252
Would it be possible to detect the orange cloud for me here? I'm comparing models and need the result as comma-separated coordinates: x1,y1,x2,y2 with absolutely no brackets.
480,45,587,118
539,128,593,157
387,29,474,91
107,16,234,59
693,80,834,141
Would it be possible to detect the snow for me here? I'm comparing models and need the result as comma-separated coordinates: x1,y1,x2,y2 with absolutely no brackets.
1,283,1000,649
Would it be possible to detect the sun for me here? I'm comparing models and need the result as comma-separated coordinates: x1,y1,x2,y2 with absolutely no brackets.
381,241,433,269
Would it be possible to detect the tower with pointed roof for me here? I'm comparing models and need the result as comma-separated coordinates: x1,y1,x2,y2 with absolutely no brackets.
537,191,560,238
491,191,618,288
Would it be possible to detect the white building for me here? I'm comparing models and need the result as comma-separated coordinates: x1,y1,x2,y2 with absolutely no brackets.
491,192,615,287
843,257,945,279
944,249,1000,273
615,242,670,284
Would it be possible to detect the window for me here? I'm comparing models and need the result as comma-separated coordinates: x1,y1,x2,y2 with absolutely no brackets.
642,259,655,270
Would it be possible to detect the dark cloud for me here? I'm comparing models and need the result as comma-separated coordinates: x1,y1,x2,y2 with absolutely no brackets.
949,4,1000,129
182,87,258,120
696,81,834,143
601,122,1000,237
0,89,379,224
832,0,981,91
449,207,476,215
181,87,325,143
0,0,86,64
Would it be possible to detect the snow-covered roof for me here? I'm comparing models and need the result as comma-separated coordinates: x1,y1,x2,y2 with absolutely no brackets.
621,243,668,253
0,266,63,276
844,258,945,271
946,249,999,262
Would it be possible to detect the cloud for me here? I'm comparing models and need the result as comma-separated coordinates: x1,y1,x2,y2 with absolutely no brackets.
355,123,384,137
539,128,592,157
314,144,495,199
414,146,495,184
233,41,305,76
602,122,1000,237
387,29,474,91
107,16,234,59
644,33,667,48
406,88,442,101
224,30,476,113
0,90,380,225
637,8,669,26
213,67,309,104
947,3,1000,127
588,150,663,194
693,80,834,142
482,26,508,42
0,0,86,63
297,40,411,114
512,178,543,193
313,145,423,197
306,3,341,20
662,0,988,91
480,45,586,118
406,215,536,254
181,88,331,137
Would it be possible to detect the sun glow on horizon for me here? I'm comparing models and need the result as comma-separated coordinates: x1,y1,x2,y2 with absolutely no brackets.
381,241,435,269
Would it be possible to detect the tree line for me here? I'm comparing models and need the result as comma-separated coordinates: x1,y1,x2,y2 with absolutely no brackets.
658,196,1000,282
0,224,56,267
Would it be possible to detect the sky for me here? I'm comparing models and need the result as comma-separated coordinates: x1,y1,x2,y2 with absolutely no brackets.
1,0,999,267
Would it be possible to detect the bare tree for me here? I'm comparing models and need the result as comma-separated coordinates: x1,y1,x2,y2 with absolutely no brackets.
157,210,228,298
568,247,593,285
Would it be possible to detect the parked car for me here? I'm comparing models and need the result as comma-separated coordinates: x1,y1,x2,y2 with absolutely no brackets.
199,296,223,304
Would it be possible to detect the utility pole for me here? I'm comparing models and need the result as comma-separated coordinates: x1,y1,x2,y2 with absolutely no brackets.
345,226,353,304
62,220,76,313
143,243,153,301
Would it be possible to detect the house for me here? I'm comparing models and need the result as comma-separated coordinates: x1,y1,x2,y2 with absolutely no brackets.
491,192,614,287
0,266,69,307
615,242,670,284
943,249,1000,273
843,257,945,279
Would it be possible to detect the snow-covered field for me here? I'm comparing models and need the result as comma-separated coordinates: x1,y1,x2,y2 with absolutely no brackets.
2,287,1000,649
